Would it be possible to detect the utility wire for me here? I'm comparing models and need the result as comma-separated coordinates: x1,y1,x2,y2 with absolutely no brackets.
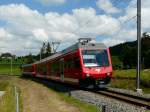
98,15,137,36
114,15,137,34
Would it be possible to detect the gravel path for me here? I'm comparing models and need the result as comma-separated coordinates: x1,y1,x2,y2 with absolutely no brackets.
12,78,83,112
70,90,147,112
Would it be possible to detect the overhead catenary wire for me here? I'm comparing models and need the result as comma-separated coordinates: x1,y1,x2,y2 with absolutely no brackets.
73,0,137,38
96,14,137,37
71,0,137,38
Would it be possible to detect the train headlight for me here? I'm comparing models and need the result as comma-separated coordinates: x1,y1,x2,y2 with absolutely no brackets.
86,73,90,77
106,72,111,76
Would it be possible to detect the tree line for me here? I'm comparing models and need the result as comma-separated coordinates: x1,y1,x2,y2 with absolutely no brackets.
1,32,150,69
25,42,52,64
110,32,150,69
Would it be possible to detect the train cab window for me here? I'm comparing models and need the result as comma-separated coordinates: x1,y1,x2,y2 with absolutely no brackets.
82,50,109,67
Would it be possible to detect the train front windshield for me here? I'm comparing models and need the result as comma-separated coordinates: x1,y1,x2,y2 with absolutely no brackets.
82,50,109,67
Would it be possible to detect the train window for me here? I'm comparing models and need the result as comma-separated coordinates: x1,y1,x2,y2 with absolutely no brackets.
82,50,109,67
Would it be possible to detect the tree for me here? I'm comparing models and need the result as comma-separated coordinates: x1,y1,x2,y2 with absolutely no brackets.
40,42,46,59
25,53,34,64
46,42,51,57
111,56,123,69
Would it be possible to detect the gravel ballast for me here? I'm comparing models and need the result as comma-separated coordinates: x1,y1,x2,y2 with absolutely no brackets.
70,90,147,112
108,87,150,99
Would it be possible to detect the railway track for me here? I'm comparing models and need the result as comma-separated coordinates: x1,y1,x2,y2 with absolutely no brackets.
94,89,150,110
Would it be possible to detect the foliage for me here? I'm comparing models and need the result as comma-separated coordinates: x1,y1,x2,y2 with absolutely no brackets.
24,53,34,64
110,32,150,69
111,56,123,69
40,42,52,59
45,42,51,57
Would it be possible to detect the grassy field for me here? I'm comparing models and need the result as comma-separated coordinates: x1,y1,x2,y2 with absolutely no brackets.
113,69,136,78
111,69,150,93
0,81,16,112
0,64,21,75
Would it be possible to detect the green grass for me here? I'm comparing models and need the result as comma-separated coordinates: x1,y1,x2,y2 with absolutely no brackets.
111,69,150,93
141,69,150,88
111,79,136,90
58,93,100,112
0,64,21,76
0,82,16,112
0,81,22,112
113,69,136,78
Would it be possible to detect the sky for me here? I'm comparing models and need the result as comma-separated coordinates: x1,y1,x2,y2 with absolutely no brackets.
0,0,150,56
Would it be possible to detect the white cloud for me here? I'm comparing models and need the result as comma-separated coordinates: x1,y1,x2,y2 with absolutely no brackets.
0,28,7,39
96,0,121,14
1,1,150,55
34,0,66,5
102,38,125,47
119,0,150,29
0,4,121,55
32,29,49,42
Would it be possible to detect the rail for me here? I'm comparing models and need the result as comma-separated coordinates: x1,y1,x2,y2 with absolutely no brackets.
94,89,150,110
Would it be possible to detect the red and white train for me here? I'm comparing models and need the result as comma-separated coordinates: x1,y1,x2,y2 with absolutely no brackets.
22,38,113,88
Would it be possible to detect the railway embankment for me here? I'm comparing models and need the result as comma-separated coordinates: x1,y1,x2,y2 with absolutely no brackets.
19,76,150,112
0,75,149,112
0,75,99,112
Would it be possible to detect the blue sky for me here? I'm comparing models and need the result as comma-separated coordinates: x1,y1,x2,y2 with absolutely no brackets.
0,0,149,55
0,0,129,15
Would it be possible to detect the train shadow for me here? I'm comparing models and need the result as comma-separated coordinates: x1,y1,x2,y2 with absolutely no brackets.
20,75,78,95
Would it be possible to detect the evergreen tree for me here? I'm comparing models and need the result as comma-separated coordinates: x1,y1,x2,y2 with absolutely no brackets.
25,53,34,64
46,42,51,57
110,32,150,69
40,42,46,59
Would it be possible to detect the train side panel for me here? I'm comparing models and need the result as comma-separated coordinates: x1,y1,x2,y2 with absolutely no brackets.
22,64,36,77
44,49,82,85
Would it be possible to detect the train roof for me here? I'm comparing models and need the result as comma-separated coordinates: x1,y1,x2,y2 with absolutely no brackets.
22,63,33,67
61,42,107,54
34,42,107,64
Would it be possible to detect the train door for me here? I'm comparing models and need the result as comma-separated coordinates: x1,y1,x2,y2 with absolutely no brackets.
60,58,64,81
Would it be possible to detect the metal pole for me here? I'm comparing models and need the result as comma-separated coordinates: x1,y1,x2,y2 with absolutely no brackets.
15,86,19,112
11,57,12,75
136,0,142,93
